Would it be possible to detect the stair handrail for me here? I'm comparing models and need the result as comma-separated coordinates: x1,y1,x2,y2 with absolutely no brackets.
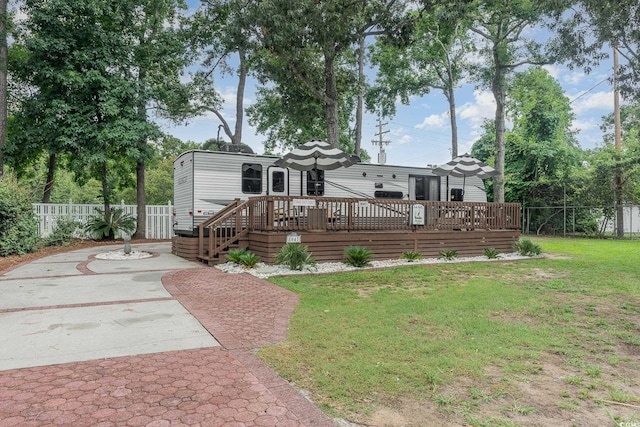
199,199,252,261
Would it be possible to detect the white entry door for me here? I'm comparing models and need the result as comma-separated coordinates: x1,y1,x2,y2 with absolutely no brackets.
268,167,288,195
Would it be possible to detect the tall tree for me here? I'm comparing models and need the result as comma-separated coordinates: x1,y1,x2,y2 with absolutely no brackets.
552,0,640,98
368,11,470,159
8,1,161,220
504,67,580,203
8,0,191,235
467,0,556,202
0,0,7,178
550,0,640,236
128,0,192,239
241,0,411,148
473,67,582,231
188,0,249,145
247,81,358,153
593,103,640,206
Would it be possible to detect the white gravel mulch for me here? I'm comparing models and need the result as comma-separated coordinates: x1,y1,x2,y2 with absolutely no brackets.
215,252,533,279
94,249,153,260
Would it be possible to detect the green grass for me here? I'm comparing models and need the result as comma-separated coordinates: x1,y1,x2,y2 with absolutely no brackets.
258,237,640,422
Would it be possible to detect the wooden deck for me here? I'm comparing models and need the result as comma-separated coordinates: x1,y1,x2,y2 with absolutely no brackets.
172,196,521,264
243,229,520,264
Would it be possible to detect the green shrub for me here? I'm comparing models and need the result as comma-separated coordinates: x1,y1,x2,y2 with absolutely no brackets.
439,249,458,261
483,247,501,259
238,251,260,268
274,243,316,270
226,248,249,264
401,251,423,262
576,217,598,235
344,246,372,267
0,175,40,256
84,207,136,240
45,216,82,247
513,238,542,257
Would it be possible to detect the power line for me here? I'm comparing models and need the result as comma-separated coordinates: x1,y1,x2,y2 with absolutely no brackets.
569,77,609,104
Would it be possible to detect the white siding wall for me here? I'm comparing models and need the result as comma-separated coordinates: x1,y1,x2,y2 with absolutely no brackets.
173,151,195,234
173,150,489,233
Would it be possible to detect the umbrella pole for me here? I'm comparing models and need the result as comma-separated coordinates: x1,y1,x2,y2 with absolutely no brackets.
446,176,449,201
314,157,319,197
463,176,466,201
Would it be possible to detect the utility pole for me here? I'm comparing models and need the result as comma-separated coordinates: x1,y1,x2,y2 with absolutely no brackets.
614,47,624,239
372,116,390,165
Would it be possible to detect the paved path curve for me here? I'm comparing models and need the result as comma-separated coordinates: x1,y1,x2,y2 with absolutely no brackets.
0,243,334,426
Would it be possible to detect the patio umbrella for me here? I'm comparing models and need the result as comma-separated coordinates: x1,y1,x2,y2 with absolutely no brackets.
274,139,359,171
274,139,359,195
432,153,499,201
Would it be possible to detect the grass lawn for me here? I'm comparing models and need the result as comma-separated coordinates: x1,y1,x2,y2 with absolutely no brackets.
258,237,640,426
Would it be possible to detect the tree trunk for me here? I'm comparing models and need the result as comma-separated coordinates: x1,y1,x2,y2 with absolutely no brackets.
615,177,624,238
446,85,458,159
101,162,113,240
613,47,624,239
324,53,340,148
42,153,56,203
231,50,247,145
133,161,146,239
354,36,365,157
0,0,7,178
492,66,506,203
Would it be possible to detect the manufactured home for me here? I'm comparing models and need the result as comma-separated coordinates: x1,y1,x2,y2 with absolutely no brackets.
173,149,489,236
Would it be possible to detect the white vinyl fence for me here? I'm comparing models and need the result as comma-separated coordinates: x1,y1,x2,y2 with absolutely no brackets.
33,201,174,240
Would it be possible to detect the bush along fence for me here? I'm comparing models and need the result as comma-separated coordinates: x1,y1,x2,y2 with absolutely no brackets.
33,201,174,240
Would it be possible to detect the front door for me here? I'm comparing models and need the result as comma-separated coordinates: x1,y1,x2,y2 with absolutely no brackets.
409,175,440,201
268,167,288,195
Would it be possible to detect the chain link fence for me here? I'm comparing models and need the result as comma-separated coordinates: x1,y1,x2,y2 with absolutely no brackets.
522,205,639,239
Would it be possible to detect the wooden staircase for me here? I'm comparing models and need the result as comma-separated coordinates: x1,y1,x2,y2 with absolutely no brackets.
197,199,251,265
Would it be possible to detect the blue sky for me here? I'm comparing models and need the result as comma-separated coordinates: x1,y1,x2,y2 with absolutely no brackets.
165,3,619,168
164,59,617,168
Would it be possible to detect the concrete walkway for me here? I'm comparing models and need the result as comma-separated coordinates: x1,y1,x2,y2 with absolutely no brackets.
0,243,334,426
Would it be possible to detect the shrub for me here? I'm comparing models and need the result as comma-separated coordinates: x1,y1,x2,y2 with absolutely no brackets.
483,247,501,259
344,246,372,267
576,217,598,235
439,249,458,261
275,243,316,271
84,207,136,240
45,216,82,247
225,248,249,264
0,175,40,256
401,251,423,262
238,251,260,268
513,238,542,256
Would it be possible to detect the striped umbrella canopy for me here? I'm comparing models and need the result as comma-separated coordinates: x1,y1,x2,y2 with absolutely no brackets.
432,153,499,179
433,153,498,201
274,139,359,171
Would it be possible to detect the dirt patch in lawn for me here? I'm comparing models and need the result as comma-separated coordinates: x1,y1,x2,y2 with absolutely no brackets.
352,293,640,427
359,351,640,426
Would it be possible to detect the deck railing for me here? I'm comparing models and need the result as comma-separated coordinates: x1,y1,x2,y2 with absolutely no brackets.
197,196,520,261
248,196,520,232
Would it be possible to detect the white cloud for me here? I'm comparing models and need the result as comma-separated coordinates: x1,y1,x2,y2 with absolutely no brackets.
542,65,561,79
397,134,412,145
570,90,613,114
219,86,253,108
415,113,447,129
390,127,406,136
563,71,587,85
571,119,599,134
458,90,496,127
